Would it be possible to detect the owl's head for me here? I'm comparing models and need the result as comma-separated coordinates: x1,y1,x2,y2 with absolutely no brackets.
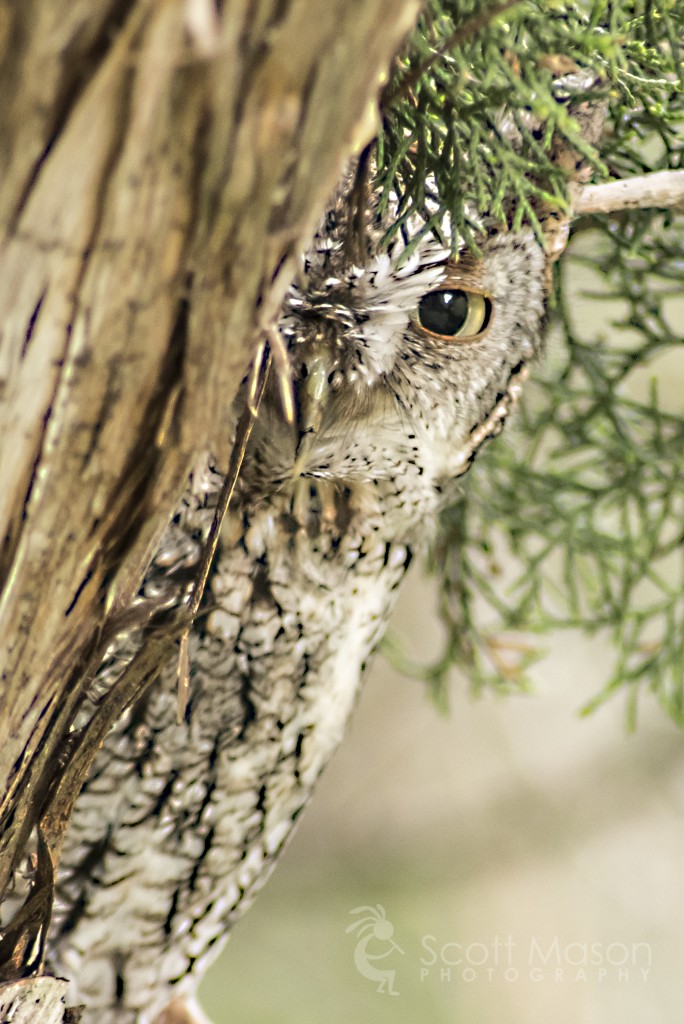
249,192,548,529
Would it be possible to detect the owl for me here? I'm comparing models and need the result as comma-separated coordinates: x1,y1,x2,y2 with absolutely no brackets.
45,177,547,1023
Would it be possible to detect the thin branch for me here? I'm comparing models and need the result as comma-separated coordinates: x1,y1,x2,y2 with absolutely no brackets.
175,343,270,722
573,170,684,215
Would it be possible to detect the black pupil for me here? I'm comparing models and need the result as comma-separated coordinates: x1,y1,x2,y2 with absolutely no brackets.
418,290,469,336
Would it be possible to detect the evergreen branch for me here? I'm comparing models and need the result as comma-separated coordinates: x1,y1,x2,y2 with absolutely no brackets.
377,0,683,249
378,1,684,724
382,0,522,106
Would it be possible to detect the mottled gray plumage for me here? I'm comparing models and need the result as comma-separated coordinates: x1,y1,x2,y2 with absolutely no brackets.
46,185,547,1023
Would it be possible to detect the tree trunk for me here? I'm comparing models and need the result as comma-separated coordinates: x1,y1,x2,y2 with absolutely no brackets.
0,0,419,1014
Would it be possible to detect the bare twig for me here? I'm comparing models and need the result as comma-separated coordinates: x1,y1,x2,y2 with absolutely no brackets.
175,340,271,721
573,170,684,216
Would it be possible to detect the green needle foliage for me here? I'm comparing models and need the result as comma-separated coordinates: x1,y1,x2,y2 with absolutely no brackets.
379,0,682,245
377,0,684,724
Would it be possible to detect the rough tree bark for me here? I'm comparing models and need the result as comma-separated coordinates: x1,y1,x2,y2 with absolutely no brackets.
0,0,420,1016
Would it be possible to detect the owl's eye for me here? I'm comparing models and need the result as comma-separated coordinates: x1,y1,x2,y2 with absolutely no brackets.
417,289,491,341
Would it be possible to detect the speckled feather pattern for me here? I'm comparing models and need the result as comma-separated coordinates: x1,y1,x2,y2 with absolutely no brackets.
46,198,547,1023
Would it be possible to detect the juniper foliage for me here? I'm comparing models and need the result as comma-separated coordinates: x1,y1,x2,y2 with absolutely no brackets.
378,0,684,724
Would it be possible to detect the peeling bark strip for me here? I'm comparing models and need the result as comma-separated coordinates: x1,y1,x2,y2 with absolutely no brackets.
0,976,77,1023
0,0,420,984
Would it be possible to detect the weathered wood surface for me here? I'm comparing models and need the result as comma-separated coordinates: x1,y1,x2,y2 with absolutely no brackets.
0,975,76,1023
0,0,420,1013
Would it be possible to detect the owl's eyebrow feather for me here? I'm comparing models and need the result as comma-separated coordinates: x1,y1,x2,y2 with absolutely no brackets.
440,255,487,292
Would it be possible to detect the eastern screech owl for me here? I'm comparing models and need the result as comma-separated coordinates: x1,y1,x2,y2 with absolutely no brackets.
46,177,547,1023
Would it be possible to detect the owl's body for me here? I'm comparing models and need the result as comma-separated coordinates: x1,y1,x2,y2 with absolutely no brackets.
50,467,411,1024
47,193,546,1023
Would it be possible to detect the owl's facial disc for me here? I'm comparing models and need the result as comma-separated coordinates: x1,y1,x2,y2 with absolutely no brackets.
271,226,546,509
